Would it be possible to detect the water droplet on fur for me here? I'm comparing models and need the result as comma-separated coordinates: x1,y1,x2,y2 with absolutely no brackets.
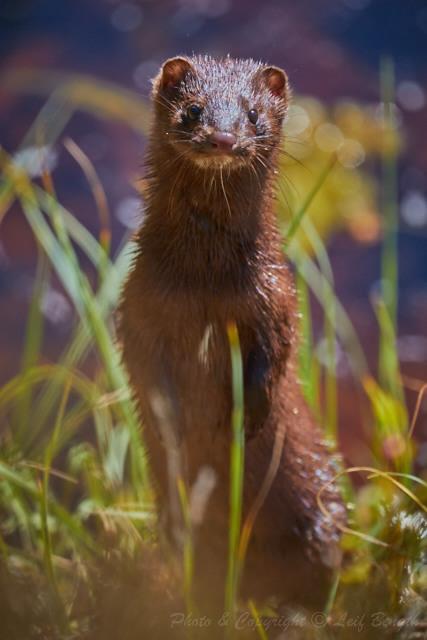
301,497,311,509
328,501,343,515
315,468,330,483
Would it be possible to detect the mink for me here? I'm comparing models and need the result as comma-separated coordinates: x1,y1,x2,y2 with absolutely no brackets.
118,54,346,610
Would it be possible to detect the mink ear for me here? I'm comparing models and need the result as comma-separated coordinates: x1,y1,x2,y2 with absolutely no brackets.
156,56,194,94
259,66,289,100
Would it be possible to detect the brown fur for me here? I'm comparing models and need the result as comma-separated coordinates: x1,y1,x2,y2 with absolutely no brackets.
118,54,345,609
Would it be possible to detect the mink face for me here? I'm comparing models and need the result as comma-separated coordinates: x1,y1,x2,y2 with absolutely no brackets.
151,55,289,171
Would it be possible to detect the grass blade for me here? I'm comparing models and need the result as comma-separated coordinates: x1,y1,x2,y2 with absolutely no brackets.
15,246,49,440
379,56,399,393
225,322,245,623
284,154,336,243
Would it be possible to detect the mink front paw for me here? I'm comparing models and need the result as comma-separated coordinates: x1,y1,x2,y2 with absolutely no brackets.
244,345,272,439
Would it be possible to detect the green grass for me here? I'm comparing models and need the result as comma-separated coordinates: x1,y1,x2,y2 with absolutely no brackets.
225,322,245,627
0,61,426,638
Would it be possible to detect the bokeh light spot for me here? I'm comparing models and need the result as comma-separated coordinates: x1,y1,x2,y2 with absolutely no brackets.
338,138,365,168
314,122,344,152
111,2,143,32
397,81,426,112
401,190,427,227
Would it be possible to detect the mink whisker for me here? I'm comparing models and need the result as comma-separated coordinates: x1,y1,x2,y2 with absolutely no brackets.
219,166,232,220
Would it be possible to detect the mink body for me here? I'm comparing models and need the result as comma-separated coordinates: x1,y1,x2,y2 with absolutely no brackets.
119,55,345,609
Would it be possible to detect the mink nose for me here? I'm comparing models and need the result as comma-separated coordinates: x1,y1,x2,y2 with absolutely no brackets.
209,131,237,152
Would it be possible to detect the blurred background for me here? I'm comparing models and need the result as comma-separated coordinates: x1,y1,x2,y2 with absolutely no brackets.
1,0,427,467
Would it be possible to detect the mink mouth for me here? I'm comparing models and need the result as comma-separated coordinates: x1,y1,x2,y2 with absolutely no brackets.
169,134,254,169
191,152,248,170
186,144,252,170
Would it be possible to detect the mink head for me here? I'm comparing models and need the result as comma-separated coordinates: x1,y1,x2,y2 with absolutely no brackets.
151,55,289,170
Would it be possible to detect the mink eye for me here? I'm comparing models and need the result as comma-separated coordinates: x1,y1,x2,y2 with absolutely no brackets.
248,109,259,125
186,104,203,121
